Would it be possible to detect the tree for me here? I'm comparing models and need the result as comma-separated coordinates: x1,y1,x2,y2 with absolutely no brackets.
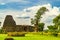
48,25,58,36
47,15,60,36
38,23,45,31
53,14,60,31
48,14,60,32
31,7,48,32
48,25,58,32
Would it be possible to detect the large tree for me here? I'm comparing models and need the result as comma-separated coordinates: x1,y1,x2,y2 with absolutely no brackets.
31,7,48,32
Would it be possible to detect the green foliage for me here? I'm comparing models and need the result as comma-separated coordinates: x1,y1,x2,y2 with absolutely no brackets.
48,25,58,31
53,14,60,25
31,7,48,32
31,7,48,25
53,14,60,31
31,18,35,25
0,29,3,34
35,7,48,22
44,30,49,33
47,14,60,36
48,14,60,32
48,25,58,35
38,23,45,31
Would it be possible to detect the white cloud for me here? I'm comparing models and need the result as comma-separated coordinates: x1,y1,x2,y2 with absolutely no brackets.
0,0,30,4
22,3,60,29
8,0,24,2
0,3,6,5
8,0,30,4
7,0,29,3
0,3,60,29
17,13,28,17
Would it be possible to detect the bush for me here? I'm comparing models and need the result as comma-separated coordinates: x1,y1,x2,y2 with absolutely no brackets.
52,32,58,37
11,33,25,37
4,38,14,40
52,31,58,37
44,30,49,33
8,32,25,37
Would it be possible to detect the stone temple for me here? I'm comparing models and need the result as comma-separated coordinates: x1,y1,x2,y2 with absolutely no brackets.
2,15,33,32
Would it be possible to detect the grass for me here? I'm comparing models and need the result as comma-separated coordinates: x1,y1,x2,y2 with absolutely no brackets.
0,33,60,40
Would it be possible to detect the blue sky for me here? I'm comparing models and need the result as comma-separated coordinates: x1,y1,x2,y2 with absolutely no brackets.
0,0,60,29
0,0,60,10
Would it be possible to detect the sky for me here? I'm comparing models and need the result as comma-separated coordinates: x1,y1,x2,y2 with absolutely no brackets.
0,0,60,29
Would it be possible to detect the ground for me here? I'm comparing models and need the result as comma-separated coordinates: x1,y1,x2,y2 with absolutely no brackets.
0,34,60,40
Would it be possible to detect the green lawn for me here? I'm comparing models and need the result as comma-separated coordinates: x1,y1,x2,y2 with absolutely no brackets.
0,34,60,40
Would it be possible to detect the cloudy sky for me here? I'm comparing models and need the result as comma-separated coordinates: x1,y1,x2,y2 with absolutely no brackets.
0,0,60,29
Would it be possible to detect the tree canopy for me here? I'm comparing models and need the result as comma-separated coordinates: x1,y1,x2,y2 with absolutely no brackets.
31,7,48,32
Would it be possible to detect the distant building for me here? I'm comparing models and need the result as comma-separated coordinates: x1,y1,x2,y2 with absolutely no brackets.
2,15,33,32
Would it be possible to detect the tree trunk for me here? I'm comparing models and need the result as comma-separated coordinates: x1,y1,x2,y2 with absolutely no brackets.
34,19,39,32
34,24,38,32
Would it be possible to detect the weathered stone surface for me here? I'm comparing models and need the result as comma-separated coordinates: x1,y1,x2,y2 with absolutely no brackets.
16,25,33,32
2,15,33,33
2,15,16,32
3,15,16,27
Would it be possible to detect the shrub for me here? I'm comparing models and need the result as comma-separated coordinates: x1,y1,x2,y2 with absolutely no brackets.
44,30,49,33
8,32,25,37
52,32,58,37
4,38,14,40
52,30,58,37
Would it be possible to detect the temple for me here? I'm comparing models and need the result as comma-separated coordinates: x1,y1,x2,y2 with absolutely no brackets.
2,15,34,32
